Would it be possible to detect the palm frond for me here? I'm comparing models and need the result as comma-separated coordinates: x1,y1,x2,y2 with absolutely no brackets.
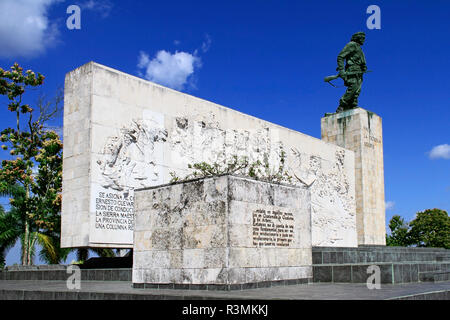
38,234,71,264
0,184,26,198
0,210,21,249
91,248,116,258
34,232,57,264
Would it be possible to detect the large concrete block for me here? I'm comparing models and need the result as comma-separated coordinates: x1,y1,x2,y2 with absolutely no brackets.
132,175,312,286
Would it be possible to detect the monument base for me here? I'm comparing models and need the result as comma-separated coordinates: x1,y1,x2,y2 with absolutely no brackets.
132,175,312,289
321,108,386,245
312,246,450,284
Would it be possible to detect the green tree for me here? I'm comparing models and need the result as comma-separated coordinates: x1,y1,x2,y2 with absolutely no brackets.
0,185,25,268
0,64,116,266
32,129,65,264
386,215,411,247
408,209,450,249
0,63,62,265
0,183,60,265
0,205,7,269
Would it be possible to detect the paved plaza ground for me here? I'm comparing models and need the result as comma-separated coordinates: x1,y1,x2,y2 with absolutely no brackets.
1,279,449,300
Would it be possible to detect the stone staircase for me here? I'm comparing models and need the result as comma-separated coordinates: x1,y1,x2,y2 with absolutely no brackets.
0,247,449,300
2,246,449,284
0,265,132,282
312,245,450,284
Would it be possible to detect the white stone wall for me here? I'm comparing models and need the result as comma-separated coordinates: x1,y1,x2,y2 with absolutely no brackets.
62,62,358,248
133,175,312,285
61,63,92,248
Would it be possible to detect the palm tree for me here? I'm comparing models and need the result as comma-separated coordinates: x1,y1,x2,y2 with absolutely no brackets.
1,187,117,266
1,182,118,266
0,185,24,266
38,234,71,265
0,205,20,268
0,184,59,265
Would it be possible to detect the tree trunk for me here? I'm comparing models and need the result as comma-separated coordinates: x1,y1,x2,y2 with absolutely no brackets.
77,248,89,262
22,220,30,265
22,186,32,266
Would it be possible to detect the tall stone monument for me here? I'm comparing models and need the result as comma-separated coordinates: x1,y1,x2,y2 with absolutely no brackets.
321,108,386,245
62,62,358,249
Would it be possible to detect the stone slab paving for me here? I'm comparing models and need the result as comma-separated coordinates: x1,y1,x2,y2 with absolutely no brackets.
0,280,449,300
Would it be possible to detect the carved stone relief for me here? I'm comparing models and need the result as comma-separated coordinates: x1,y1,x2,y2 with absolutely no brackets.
95,112,356,246
96,119,167,192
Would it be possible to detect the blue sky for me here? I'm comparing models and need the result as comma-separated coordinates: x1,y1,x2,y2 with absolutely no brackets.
0,0,449,264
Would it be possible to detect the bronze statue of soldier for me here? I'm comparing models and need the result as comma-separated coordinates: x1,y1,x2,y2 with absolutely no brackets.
324,32,369,113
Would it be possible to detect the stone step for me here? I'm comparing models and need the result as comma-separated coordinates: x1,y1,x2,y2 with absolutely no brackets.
419,271,450,283
312,246,450,265
0,268,132,282
2,265,67,271
312,262,450,284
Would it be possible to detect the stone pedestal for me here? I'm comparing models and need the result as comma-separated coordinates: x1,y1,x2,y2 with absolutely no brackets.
132,175,312,289
321,108,386,245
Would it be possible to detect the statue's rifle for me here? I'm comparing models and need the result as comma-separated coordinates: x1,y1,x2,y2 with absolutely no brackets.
324,70,372,87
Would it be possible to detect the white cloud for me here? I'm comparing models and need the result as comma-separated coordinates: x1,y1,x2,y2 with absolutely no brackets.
385,201,395,211
137,50,201,91
201,34,212,53
428,144,450,160
0,0,61,58
137,51,150,69
79,0,113,18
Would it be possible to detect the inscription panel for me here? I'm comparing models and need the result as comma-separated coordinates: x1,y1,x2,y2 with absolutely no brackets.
94,191,134,231
252,209,295,247
89,185,134,244
363,126,381,149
